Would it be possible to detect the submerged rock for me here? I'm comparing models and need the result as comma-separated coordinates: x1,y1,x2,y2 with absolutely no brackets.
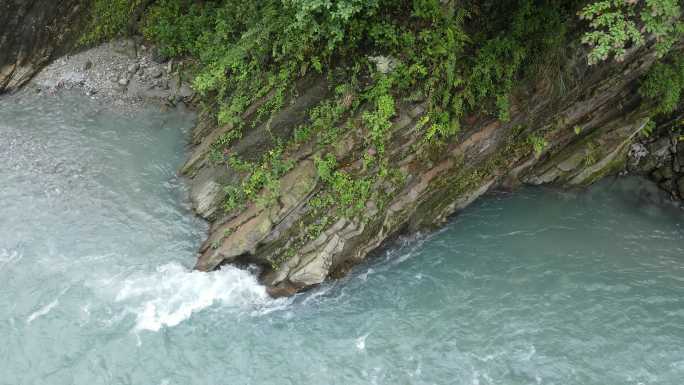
630,127,684,199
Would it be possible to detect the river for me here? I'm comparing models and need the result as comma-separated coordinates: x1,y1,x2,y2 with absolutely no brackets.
1,90,683,384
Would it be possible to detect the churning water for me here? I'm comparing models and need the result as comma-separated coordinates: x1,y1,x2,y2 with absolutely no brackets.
1,91,683,385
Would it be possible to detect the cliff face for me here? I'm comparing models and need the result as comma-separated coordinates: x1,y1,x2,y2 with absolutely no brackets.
0,0,88,93
182,42,664,296
628,114,684,200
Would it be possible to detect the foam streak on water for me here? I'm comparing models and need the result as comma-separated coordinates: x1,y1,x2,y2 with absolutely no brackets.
1,90,684,385
112,262,277,331
26,297,60,324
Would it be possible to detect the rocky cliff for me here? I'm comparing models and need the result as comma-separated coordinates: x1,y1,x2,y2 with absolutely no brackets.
181,41,675,296
0,0,88,93
628,113,684,199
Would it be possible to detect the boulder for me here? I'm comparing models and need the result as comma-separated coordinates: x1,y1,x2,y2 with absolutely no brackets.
127,63,140,73
677,142,684,168
112,39,137,59
648,137,671,159
150,68,163,78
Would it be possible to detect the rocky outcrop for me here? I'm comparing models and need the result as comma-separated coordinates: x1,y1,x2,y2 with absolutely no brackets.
0,0,89,93
182,41,665,296
628,115,684,199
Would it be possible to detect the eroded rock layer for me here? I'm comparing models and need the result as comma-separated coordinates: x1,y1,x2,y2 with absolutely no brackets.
183,43,667,296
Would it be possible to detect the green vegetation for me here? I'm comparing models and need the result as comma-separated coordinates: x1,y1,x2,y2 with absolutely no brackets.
293,83,357,145
80,0,683,264
585,142,599,166
141,0,379,130
579,0,683,65
529,134,549,158
363,80,396,156
222,147,294,212
80,0,145,45
82,0,683,138
314,154,373,218
641,118,657,137
640,54,684,115
84,0,595,132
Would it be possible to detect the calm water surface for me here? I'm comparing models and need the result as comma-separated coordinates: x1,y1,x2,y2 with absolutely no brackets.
1,91,683,385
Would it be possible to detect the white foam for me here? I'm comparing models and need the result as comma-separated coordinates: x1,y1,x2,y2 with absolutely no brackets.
300,283,335,306
27,299,59,324
358,268,374,281
26,287,68,324
0,248,23,270
356,333,369,351
114,262,282,331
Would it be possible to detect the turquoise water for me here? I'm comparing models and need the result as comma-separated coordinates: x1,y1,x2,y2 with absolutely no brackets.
1,91,683,385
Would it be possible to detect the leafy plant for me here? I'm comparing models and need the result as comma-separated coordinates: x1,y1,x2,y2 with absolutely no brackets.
362,76,396,156
585,142,599,166
80,0,145,45
314,154,373,218
528,134,548,158
639,54,684,115
580,0,683,64
222,147,294,212
641,118,657,137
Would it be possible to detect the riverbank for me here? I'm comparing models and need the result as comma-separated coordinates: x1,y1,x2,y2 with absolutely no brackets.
26,38,195,112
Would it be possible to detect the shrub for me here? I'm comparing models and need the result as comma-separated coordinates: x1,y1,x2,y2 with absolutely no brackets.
640,55,684,115
580,0,683,64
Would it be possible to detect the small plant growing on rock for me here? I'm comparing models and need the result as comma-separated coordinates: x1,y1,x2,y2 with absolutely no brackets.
640,119,656,137
574,125,583,135
585,142,600,166
528,134,548,158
